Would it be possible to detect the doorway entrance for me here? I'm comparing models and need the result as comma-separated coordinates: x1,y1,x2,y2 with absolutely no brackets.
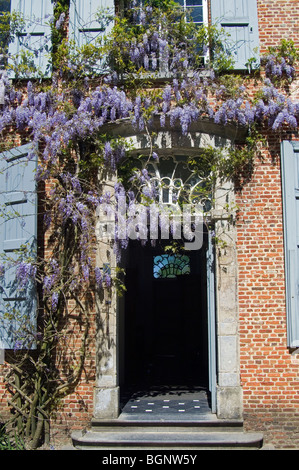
121,230,213,411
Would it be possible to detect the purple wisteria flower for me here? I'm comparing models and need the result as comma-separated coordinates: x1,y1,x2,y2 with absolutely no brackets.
14,340,24,352
82,263,90,281
265,53,296,81
95,267,103,287
51,292,59,311
104,273,112,288
43,275,54,293
16,262,37,287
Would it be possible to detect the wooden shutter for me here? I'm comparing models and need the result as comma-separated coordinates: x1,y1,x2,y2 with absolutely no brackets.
211,0,260,70
9,0,53,77
281,141,299,348
0,144,37,349
69,0,114,49
207,230,217,413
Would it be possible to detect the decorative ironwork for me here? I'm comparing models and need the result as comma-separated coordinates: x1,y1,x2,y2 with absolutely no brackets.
141,155,212,209
153,253,191,279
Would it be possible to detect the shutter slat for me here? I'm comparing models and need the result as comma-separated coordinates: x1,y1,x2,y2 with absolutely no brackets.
0,144,37,350
211,0,260,70
281,141,299,348
4,192,27,205
69,0,115,72
8,0,53,77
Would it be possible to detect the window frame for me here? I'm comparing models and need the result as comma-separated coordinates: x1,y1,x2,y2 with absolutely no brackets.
127,0,209,75
179,0,208,28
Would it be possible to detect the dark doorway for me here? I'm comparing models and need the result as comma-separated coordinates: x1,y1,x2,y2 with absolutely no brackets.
122,233,209,392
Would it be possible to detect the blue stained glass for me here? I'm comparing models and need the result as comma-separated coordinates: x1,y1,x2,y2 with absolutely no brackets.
153,254,191,279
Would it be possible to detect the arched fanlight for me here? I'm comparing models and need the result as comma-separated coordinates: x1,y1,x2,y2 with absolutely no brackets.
140,154,212,210
153,253,191,279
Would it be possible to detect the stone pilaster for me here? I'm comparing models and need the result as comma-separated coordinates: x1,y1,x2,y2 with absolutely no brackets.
214,183,243,420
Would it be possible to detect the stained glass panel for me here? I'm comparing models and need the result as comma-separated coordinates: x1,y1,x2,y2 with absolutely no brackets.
153,254,191,279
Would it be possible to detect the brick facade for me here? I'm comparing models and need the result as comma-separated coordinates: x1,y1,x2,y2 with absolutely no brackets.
258,0,299,52
0,0,298,449
236,0,299,449
236,133,299,448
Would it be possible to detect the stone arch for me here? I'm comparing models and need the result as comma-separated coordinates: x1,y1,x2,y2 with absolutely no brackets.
93,120,243,420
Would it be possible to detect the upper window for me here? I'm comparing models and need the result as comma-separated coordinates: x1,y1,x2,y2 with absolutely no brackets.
4,0,260,78
128,0,209,71
178,0,207,27
134,0,207,25
0,0,10,14
0,0,10,15
0,0,10,66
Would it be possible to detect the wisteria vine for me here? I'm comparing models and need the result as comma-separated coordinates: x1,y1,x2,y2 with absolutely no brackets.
0,0,298,448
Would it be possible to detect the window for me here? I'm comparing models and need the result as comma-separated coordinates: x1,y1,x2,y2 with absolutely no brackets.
179,0,208,67
69,0,259,75
0,0,9,10
129,0,208,72
140,155,212,209
4,1,260,77
133,0,207,26
0,0,10,66
178,0,207,27
153,254,190,279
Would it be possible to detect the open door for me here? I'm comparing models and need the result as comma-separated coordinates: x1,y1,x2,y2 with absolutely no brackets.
123,237,210,391
207,230,217,413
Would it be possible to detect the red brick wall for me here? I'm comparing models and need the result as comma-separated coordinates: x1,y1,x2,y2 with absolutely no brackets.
257,0,299,52
0,0,298,449
236,129,299,449
235,0,299,449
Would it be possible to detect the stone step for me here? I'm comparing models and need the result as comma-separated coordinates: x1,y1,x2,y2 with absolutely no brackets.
90,418,244,433
71,428,264,450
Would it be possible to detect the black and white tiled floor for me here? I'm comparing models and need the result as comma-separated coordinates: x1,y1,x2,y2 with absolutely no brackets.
120,387,214,420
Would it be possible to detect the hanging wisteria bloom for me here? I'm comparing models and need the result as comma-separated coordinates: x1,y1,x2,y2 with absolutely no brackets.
16,262,37,287
51,292,59,312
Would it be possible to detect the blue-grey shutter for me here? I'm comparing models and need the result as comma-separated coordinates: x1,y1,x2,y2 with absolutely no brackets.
69,0,114,72
0,144,37,349
207,230,216,413
211,0,260,70
281,141,299,348
8,0,53,77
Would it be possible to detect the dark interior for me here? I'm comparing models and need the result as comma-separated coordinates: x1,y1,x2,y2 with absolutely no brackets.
121,234,209,391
